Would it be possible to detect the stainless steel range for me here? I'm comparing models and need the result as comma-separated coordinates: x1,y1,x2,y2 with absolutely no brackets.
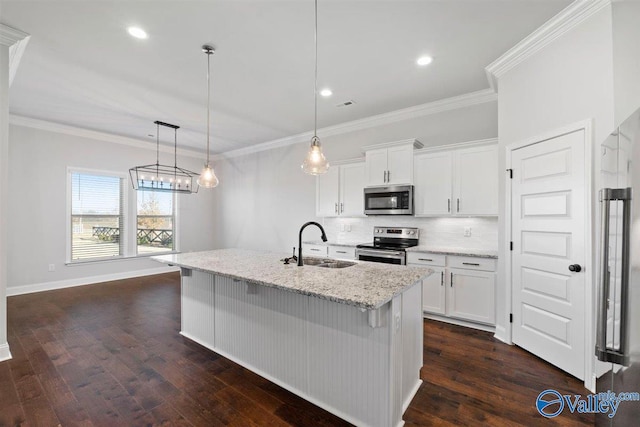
355,226,419,265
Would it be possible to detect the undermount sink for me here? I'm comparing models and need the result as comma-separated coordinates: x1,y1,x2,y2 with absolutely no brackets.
302,257,356,269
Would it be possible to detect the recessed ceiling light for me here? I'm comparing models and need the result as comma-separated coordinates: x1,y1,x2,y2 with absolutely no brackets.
416,56,433,66
320,88,333,97
128,26,148,40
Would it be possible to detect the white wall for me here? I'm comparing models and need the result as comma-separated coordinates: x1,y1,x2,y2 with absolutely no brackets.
495,6,615,350
211,101,498,253
6,124,216,294
612,1,640,126
0,44,10,359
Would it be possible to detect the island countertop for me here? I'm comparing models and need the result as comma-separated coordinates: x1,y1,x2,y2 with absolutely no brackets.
152,248,432,310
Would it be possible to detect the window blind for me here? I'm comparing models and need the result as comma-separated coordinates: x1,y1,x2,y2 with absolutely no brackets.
70,172,124,261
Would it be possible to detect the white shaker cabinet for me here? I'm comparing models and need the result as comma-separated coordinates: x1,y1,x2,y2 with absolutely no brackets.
453,145,499,215
414,151,453,215
407,252,496,327
316,161,365,217
413,141,498,217
364,139,422,187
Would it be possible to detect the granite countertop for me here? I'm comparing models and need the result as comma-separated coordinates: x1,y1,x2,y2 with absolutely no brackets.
406,245,498,259
152,248,431,310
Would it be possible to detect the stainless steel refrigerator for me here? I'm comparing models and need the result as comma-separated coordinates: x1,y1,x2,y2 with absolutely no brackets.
595,106,640,425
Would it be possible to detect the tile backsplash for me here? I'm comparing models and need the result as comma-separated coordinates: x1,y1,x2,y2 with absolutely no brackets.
323,216,498,250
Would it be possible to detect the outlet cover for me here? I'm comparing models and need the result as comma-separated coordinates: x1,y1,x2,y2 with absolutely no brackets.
48,264,55,272
464,227,472,237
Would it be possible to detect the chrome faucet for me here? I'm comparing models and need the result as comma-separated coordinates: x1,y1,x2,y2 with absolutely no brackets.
298,221,327,266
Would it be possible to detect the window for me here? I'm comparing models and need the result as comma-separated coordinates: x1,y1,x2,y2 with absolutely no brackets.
136,191,175,254
70,171,125,261
68,168,178,263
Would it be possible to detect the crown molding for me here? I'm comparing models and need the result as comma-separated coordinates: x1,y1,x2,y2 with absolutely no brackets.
9,115,204,159
361,138,423,153
416,137,498,154
0,24,31,86
0,24,28,46
214,88,497,161
485,0,611,90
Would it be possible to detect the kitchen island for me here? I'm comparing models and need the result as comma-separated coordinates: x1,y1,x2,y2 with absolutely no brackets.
152,249,432,427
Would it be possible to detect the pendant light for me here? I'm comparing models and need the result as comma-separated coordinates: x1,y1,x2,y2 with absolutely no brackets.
129,121,199,194
197,45,220,188
301,0,329,175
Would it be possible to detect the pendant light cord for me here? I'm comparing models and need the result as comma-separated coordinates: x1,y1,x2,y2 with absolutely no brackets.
313,0,318,139
206,49,211,166
155,122,160,165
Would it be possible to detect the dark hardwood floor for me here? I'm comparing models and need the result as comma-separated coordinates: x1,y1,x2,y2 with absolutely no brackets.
1,273,593,426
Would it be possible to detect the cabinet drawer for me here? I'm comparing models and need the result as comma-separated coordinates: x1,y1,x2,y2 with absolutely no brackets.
328,245,356,260
406,252,446,267
448,256,496,272
302,244,328,257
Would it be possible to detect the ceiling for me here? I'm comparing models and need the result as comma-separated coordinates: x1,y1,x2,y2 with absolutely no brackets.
3,0,572,154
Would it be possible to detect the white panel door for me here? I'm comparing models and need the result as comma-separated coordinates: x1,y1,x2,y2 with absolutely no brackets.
454,145,498,215
316,167,339,217
387,145,413,185
414,152,453,215
511,129,586,380
365,148,388,186
340,163,365,217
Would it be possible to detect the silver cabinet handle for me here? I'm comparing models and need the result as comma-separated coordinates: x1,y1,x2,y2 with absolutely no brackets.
448,199,450,212
310,248,321,252
596,187,632,365
462,262,480,266
387,170,390,182
450,272,453,287
440,271,444,286
383,170,386,182
335,203,338,214
340,202,344,213
336,250,347,254
418,258,433,262
457,198,460,212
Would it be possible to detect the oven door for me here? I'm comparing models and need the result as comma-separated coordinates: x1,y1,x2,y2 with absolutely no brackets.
364,186,413,215
356,248,406,265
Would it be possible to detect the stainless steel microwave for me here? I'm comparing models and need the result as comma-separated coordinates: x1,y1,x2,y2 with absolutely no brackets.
363,185,414,215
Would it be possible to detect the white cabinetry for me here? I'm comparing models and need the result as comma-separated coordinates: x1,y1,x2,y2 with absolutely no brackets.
414,151,453,215
328,245,356,260
454,145,499,215
407,252,496,327
316,161,365,217
364,139,422,187
302,244,328,257
414,142,498,216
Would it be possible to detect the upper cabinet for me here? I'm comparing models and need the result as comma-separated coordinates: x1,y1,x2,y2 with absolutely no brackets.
316,161,365,217
454,145,498,215
364,139,423,187
414,142,498,216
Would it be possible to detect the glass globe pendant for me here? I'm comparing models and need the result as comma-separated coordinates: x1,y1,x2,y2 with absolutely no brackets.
197,45,220,188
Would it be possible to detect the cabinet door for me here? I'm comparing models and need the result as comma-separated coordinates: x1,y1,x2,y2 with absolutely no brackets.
339,163,365,217
316,167,340,217
415,265,446,315
365,148,388,186
447,268,496,325
387,145,413,185
453,145,498,215
414,152,453,215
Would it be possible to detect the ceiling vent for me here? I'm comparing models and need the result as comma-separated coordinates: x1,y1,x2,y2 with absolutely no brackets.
336,100,355,108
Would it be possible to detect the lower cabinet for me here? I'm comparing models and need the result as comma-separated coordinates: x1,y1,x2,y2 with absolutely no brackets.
408,252,496,326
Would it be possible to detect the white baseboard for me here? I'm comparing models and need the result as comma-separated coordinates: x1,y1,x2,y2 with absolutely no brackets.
493,325,511,344
6,266,179,296
0,342,12,362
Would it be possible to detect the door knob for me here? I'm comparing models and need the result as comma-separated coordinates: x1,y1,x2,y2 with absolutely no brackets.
568,264,582,272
